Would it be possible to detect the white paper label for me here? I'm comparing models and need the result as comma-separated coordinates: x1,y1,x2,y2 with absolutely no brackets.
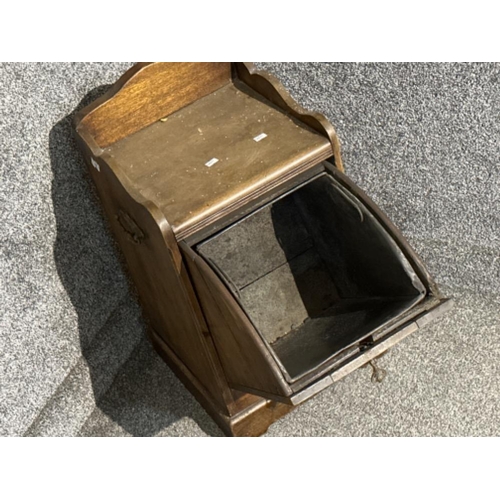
205,158,219,167
91,158,100,172
253,133,268,142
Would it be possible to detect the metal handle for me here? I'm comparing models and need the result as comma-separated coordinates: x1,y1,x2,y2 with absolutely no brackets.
368,359,387,383
116,209,145,244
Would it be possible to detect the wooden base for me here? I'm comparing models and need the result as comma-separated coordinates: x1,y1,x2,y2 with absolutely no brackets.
148,329,294,437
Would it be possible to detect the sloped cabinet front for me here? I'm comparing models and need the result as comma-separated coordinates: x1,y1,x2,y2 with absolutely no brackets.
183,167,451,404
74,62,451,435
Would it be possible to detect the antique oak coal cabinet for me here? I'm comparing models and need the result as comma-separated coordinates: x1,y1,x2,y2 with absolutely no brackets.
74,62,452,436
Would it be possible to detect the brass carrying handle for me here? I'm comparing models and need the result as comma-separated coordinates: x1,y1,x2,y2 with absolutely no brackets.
360,337,388,383
368,359,387,383
116,209,145,244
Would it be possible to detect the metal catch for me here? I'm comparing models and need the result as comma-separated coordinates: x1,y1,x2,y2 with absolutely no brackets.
116,209,145,245
368,359,387,383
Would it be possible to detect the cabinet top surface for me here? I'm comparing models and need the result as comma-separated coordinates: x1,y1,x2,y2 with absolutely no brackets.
104,82,331,238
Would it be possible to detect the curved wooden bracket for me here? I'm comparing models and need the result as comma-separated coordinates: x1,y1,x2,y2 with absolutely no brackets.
234,63,344,172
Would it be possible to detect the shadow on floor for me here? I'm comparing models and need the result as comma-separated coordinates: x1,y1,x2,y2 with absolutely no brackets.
50,86,222,437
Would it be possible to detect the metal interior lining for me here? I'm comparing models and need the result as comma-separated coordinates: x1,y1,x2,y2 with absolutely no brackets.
197,173,426,380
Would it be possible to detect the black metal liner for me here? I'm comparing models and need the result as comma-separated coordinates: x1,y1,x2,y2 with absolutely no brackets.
197,173,426,380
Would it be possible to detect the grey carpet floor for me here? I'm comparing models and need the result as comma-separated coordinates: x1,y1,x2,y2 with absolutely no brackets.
1,62,499,437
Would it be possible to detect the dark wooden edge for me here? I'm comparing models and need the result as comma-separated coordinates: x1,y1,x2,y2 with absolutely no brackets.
149,329,293,437
234,62,344,173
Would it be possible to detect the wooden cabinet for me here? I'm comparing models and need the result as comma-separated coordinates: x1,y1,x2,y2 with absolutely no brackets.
75,62,452,436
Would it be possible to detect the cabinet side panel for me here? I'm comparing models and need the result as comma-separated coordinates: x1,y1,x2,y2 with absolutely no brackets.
181,243,292,399
79,147,232,413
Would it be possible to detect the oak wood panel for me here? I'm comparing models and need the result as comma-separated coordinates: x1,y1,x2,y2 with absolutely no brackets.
78,62,231,148
180,242,292,399
235,62,344,172
75,136,233,413
104,81,332,239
